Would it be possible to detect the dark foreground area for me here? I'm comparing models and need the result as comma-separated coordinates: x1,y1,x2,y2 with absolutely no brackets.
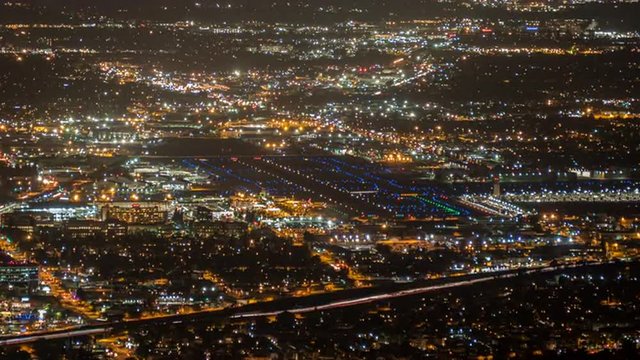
2,262,639,359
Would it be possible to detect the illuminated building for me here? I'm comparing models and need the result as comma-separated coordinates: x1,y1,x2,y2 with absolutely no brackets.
492,176,501,197
101,203,168,225
191,221,248,239
62,219,128,239
0,254,39,291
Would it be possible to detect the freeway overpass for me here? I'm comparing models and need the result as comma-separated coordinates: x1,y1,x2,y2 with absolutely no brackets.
0,260,625,346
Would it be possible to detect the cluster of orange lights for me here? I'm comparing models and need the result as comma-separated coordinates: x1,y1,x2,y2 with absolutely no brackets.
383,153,412,163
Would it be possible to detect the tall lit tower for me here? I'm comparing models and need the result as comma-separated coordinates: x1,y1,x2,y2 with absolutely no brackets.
492,176,501,197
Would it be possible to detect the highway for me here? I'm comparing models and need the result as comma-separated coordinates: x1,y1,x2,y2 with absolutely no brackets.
0,260,619,346
231,263,560,319
231,276,499,318
0,328,111,347
502,191,640,203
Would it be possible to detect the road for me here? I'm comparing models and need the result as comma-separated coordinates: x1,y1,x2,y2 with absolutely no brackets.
502,192,640,203
0,328,111,347
0,260,621,346
230,263,561,318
